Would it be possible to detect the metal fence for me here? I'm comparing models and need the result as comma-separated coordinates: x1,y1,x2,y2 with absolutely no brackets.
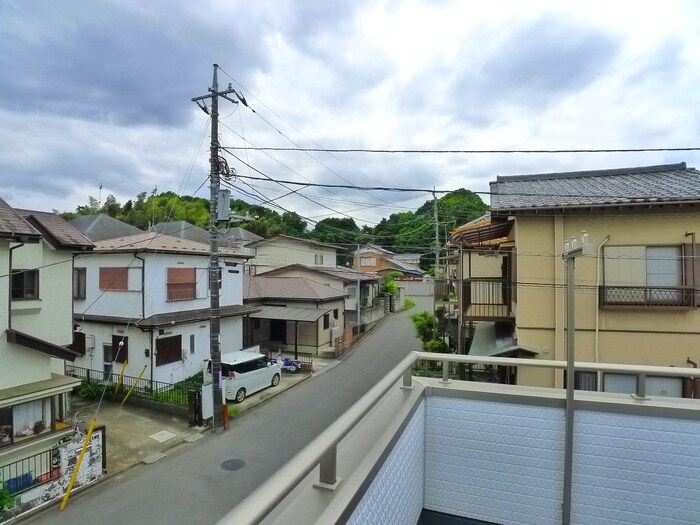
65,365,189,407
600,285,694,308
1,448,59,496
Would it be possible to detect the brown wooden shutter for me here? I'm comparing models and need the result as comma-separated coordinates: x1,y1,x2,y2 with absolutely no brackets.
99,267,128,290
156,335,182,366
167,268,196,301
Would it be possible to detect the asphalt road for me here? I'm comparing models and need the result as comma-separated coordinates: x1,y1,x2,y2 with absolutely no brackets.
25,296,431,525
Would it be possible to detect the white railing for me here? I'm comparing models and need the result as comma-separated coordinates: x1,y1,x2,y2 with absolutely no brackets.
221,352,700,524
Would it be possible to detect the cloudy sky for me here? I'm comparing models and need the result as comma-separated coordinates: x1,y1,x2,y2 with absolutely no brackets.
2,0,700,227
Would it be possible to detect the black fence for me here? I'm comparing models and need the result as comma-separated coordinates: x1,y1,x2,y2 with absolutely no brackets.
1,448,59,496
65,365,189,407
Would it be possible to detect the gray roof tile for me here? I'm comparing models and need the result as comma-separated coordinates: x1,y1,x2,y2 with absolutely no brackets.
17,209,93,250
70,214,143,241
490,162,700,211
0,198,40,240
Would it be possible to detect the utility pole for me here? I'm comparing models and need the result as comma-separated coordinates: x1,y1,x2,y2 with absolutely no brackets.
433,190,439,340
356,244,361,331
192,64,239,433
561,231,591,525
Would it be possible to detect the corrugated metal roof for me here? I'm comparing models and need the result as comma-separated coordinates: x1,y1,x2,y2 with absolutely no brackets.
249,306,330,322
490,162,700,211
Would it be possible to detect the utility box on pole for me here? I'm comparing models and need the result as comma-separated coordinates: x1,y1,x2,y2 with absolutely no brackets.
217,189,231,222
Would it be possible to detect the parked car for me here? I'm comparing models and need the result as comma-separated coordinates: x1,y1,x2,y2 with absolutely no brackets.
204,350,281,403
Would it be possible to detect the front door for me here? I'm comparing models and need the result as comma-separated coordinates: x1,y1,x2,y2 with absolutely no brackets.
103,344,113,380
270,319,286,343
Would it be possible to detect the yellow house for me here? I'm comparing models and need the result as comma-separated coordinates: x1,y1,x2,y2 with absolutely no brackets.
451,162,700,397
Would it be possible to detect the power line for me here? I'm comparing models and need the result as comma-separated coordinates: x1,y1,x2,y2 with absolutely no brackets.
222,146,700,154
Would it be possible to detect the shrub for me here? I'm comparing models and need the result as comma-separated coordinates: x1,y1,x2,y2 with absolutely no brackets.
401,298,415,311
0,488,14,512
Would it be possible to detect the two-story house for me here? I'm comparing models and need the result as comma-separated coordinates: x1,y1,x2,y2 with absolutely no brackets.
0,201,106,514
353,245,425,277
244,235,339,274
451,162,700,397
71,232,256,385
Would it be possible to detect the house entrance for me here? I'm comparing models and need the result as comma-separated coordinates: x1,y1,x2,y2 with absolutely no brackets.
270,319,286,343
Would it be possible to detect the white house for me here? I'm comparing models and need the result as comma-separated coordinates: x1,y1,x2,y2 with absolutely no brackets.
71,232,256,385
0,202,105,515
244,235,340,274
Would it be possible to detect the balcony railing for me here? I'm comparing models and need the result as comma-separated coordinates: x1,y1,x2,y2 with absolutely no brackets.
463,277,513,320
1,448,60,496
600,285,695,309
223,353,700,524
166,282,197,301
433,279,456,301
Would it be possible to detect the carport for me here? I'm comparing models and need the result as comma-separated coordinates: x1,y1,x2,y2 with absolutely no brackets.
249,306,332,358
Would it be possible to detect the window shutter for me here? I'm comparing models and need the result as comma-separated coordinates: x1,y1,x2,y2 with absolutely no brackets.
100,268,128,290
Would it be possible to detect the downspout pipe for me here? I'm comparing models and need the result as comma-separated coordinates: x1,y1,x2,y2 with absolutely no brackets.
133,253,148,383
8,243,24,331
595,235,611,390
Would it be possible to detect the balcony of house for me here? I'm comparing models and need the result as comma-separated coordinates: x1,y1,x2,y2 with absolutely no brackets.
433,279,457,303
599,285,695,309
222,353,700,525
462,278,514,321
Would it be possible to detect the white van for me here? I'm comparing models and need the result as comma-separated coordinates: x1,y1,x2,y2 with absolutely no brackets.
204,351,281,403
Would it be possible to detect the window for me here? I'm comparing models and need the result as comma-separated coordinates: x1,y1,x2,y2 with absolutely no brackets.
602,245,690,306
315,254,324,265
190,334,195,355
323,313,330,330
11,269,39,299
112,335,128,363
564,371,597,391
333,308,339,320
0,399,53,449
99,267,128,291
156,335,182,366
360,257,375,267
167,268,196,301
253,318,261,330
69,331,86,356
73,267,86,299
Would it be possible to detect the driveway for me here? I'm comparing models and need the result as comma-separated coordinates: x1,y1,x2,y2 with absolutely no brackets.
24,297,430,525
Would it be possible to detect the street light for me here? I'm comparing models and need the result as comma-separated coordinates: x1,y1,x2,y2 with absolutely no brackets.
562,230,592,525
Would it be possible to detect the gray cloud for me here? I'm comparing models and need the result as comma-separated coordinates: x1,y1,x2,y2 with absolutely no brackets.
0,1,269,127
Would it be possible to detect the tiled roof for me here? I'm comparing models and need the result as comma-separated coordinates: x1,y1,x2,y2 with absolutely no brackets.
0,198,41,241
151,221,210,244
17,209,93,250
258,263,380,283
244,275,348,301
222,227,263,244
490,162,700,211
70,214,143,241
245,234,341,250
93,232,241,256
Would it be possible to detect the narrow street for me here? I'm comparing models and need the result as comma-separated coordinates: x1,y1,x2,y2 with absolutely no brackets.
25,296,431,525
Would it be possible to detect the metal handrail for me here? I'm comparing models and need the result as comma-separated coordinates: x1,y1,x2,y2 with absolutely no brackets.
220,352,700,524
